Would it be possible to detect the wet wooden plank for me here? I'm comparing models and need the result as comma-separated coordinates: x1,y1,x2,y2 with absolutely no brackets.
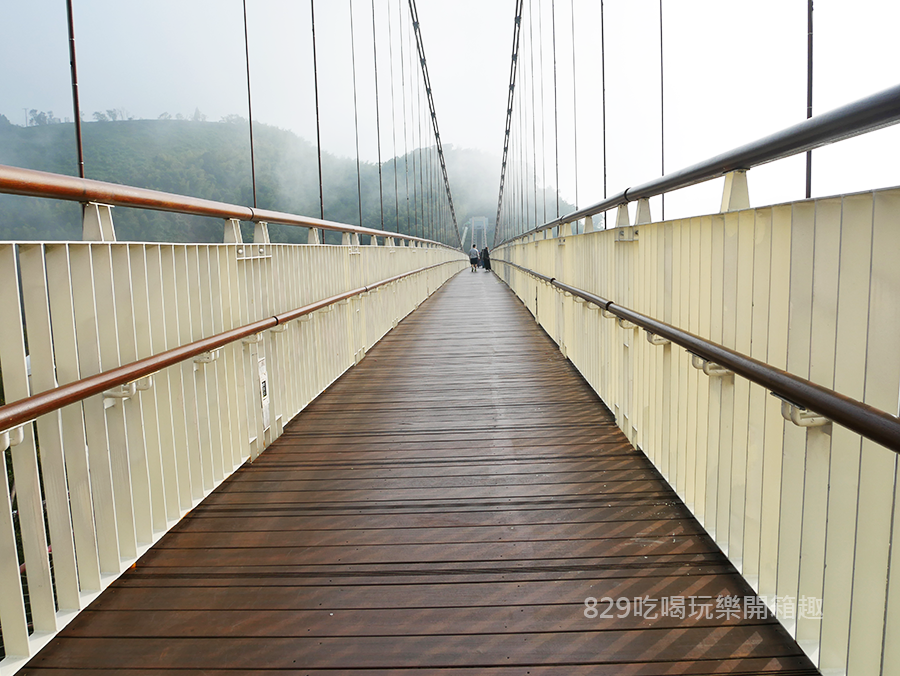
19,271,817,675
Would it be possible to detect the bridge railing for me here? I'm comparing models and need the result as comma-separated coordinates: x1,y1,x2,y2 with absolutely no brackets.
0,168,466,672
493,86,900,675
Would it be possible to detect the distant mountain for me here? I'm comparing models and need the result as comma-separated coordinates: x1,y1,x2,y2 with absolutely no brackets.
0,116,569,245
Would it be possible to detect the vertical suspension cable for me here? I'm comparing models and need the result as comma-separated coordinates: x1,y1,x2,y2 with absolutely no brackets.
529,0,538,230
570,0,578,211
420,87,427,240
428,129,434,240
520,8,527,236
418,73,426,238
806,0,813,199
408,15,419,237
659,0,665,220
600,0,607,205
537,0,546,223
65,0,85,179
349,0,365,228
551,0,559,219
242,0,258,208
371,0,385,229
386,0,400,231
519,76,526,236
310,0,325,219
398,0,411,235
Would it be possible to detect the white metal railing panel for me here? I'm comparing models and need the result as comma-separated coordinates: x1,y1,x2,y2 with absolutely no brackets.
494,186,900,675
0,238,465,671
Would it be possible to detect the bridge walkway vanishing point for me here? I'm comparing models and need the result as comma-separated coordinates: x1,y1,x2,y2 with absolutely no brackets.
17,270,817,674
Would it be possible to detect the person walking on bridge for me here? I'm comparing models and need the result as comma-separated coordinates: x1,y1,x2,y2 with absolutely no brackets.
481,247,491,272
468,245,479,272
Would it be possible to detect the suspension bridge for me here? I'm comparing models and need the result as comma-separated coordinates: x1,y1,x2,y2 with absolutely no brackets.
1,1,899,675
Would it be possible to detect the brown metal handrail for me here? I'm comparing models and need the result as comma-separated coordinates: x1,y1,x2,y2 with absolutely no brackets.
494,258,900,452
0,260,459,436
0,163,455,249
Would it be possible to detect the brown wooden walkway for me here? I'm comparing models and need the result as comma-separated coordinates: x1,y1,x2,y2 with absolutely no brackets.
20,270,817,675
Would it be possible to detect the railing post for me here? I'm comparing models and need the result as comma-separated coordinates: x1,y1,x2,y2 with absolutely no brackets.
253,221,270,244
224,218,243,243
635,198,652,225
82,202,116,241
308,227,321,244
721,170,750,212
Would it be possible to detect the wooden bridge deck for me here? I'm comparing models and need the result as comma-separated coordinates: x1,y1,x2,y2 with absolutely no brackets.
20,270,817,675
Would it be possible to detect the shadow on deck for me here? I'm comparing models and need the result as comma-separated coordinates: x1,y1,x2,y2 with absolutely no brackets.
19,270,817,674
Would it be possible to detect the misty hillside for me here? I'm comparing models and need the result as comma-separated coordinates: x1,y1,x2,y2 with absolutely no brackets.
0,116,517,244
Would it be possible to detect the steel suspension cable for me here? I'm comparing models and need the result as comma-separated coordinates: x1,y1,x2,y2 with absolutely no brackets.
600,0,607,203
408,16,419,237
371,0,385,229
519,75,526,235
551,0,559,219
398,0,411,235
416,58,425,238
386,0,400,232
519,43,528,234
428,127,434,239
570,0,579,212
493,0,525,247
242,0,258,208
349,0,365,228
806,0,813,199
65,0,85,179
407,0,462,247
310,0,326,220
529,0,538,231
537,0,547,223
659,0,665,220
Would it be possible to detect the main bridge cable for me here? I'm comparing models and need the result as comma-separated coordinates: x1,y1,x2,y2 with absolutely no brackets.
493,0,525,248
407,0,462,248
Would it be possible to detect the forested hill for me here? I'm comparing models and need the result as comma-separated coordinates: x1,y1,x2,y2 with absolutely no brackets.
0,115,531,244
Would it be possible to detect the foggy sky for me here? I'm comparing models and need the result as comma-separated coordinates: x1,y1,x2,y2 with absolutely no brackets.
1,0,898,226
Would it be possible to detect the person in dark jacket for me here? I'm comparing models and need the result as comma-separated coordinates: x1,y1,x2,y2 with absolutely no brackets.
481,247,491,271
